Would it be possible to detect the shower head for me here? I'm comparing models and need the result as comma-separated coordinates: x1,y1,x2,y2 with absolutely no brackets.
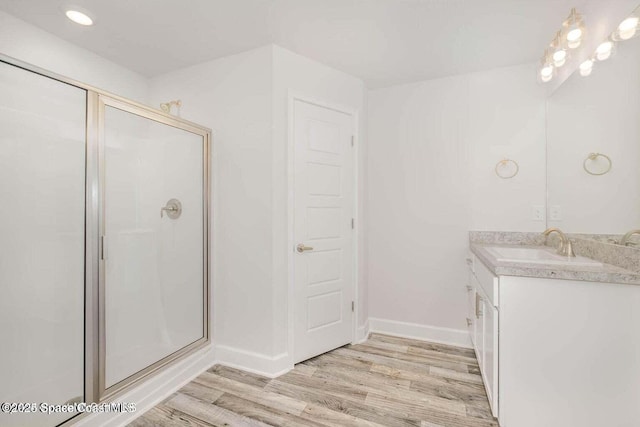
160,99,182,115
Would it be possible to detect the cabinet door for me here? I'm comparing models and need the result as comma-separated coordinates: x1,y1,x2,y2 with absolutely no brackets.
467,268,476,343
474,291,484,367
483,303,499,417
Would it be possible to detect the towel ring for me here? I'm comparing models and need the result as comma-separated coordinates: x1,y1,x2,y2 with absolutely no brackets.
583,153,612,176
495,158,519,179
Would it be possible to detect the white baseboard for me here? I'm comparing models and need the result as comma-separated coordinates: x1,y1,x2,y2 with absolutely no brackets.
368,317,472,349
355,320,370,343
74,345,216,427
214,345,292,378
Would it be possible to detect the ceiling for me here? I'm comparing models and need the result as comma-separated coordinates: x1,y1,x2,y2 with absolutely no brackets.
0,0,589,88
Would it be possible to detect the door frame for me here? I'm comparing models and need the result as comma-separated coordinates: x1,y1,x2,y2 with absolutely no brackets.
287,92,360,365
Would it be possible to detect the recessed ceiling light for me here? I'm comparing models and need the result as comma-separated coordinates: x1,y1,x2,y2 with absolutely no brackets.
65,10,93,26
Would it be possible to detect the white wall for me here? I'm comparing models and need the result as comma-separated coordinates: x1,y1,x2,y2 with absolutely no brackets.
0,10,148,104
467,65,547,230
367,63,546,341
547,36,640,234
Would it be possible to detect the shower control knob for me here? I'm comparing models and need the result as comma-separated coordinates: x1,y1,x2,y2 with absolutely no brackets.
161,199,182,219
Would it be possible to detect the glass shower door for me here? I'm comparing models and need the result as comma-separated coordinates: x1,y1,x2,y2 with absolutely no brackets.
100,98,209,396
0,61,86,427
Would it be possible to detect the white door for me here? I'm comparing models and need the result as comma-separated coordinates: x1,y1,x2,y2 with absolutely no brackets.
293,99,355,363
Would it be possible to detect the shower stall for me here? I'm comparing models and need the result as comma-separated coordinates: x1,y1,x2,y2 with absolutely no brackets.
0,55,211,427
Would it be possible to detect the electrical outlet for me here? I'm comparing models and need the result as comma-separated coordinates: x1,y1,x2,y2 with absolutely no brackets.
550,205,563,221
532,205,545,221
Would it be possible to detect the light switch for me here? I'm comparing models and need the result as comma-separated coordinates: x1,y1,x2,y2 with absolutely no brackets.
531,205,545,221
550,205,563,221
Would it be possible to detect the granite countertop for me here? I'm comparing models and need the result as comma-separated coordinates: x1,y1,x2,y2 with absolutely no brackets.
470,243,640,286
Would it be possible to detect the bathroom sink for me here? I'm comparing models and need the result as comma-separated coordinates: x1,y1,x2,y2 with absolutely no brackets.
485,246,602,267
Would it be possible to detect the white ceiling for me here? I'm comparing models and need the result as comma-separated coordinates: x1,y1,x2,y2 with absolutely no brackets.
0,0,589,88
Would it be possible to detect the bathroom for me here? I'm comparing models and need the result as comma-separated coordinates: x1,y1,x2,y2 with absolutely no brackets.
0,0,639,426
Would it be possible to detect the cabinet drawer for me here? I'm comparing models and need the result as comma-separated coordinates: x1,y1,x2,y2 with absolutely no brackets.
474,258,499,307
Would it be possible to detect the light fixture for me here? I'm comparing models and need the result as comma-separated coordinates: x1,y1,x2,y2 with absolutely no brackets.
65,9,93,26
551,31,567,67
595,40,614,61
579,59,594,77
563,8,585,49
614,16,639,40
537,8,586,84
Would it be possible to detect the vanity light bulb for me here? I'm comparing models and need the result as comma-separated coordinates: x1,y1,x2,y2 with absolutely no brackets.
566,28,583,48
579,60,593,77
553,49,567,67
540,65,554,82
596,41,613,61
618,16,639,40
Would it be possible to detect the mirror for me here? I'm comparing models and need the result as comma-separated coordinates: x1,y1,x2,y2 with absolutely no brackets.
546,20,640,240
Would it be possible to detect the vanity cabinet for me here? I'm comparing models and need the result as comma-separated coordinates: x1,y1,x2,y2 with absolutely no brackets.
466,254,499,418
468,250,640,427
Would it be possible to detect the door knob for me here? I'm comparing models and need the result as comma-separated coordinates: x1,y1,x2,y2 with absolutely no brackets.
296,243,314,253
160,198,182,219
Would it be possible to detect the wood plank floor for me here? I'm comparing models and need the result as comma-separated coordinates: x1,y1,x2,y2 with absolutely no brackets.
129,334,498,427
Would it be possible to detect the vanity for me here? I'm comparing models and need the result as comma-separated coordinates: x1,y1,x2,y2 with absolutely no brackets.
466,233,640,427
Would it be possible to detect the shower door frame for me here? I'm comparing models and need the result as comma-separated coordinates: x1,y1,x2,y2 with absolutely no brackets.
96,95,211,401
0,54,211,413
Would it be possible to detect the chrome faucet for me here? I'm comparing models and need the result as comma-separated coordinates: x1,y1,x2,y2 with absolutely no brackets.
619,229,640,247
542,227,576,257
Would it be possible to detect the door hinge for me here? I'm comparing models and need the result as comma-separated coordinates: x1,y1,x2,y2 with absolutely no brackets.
351,135,354,147
351,301,355,312
351,218,355,229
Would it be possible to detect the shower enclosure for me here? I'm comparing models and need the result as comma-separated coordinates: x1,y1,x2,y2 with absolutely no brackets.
0,55,211,427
